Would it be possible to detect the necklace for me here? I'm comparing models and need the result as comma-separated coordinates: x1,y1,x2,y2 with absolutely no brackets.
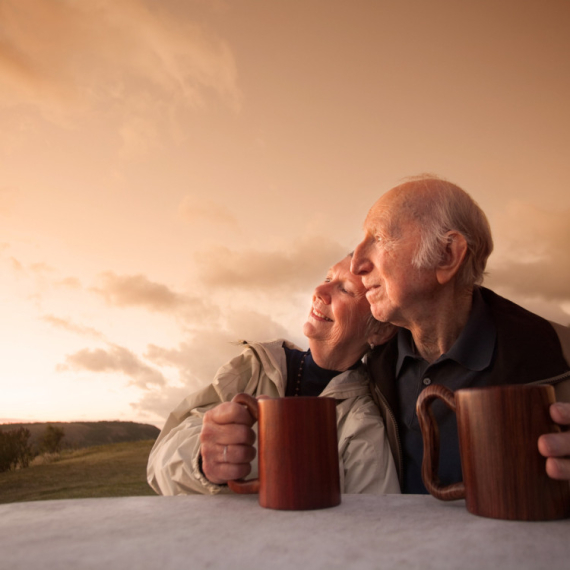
294,351,308,396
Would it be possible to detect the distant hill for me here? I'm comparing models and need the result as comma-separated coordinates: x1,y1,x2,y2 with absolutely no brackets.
0,439,158,504
0,421,160,453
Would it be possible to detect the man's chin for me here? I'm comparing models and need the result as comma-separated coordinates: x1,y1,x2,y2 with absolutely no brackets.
366,286,382,302
370,303,388,323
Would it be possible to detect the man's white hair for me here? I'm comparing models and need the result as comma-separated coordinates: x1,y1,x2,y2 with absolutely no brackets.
393,174,494,289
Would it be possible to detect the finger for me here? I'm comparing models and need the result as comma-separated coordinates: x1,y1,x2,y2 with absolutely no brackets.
201,457,253,484
205,402,256,427
550,402,570,426
212,462,253,483
200,422,256,447
545,457,570,480
201,443,255,484
221,443,256,465
538,431,570,458
538,403,570,460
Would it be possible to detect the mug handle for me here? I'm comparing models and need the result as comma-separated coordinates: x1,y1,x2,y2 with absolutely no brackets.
416,384,466,500
227,393,261,494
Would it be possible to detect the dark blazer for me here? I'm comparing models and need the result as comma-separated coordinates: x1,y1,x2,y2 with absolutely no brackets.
366,286,570,487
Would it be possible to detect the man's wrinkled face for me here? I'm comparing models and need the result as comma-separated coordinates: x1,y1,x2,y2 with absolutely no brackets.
303,256,373,353
350,192,437,328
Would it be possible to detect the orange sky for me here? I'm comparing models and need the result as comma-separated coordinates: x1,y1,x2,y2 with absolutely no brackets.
1,0,569,427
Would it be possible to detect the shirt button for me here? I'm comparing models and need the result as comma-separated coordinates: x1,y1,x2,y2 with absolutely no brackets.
422,377,432,386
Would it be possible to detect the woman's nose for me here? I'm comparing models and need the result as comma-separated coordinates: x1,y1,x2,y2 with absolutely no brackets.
314,284,332,304
351,240,373,275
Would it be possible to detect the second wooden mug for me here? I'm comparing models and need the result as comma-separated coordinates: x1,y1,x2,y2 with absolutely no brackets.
227,394,341,510
416,384,570,521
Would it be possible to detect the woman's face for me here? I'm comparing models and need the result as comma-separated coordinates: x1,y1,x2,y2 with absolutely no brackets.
303,256,374,354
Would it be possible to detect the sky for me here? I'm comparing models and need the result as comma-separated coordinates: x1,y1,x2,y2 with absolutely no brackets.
1,0,569,428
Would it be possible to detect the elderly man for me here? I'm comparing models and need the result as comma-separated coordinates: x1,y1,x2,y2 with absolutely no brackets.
351,175,570,494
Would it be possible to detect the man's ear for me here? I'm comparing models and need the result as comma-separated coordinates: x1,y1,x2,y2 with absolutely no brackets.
436,231,467,285
368,322,398,348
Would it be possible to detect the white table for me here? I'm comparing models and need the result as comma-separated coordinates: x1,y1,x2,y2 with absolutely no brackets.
1,494,568,569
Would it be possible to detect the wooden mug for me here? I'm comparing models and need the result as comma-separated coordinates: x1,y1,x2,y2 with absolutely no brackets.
416,384,570,520
227,394,341,510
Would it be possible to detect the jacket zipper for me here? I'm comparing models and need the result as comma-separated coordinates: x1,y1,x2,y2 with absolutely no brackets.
374,384,404,489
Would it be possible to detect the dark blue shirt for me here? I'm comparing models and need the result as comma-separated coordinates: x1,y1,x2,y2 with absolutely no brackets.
284,347,361,396
396,288,496,493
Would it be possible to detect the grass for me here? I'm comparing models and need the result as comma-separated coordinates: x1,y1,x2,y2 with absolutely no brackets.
0,439,158,504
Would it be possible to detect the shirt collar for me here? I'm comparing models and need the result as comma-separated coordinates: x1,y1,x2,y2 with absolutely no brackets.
396,287,496,375
396,328,417,376
445,287,496,370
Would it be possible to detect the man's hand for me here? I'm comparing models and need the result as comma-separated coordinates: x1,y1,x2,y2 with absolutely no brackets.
200,402,257,485
538,402,570,480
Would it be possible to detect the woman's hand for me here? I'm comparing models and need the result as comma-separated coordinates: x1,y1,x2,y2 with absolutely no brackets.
200,401,257,484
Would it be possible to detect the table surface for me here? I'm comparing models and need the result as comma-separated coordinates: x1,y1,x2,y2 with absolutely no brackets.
1,493,568,570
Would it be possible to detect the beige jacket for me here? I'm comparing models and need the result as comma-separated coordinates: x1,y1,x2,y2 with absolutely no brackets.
147,339,400,496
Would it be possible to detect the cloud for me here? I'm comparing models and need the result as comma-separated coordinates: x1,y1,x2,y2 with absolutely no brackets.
30,262,55,274
9,256,25,275
53,309,293,423
41,314,105,340
92,271,219,322
487,202,570,302
225,310,291,342
58,344,166,389
132,331,242,422
0,0,241,148
177,195,240,229
130,385,196,423
145,332,238,387
93,272,186,311
55,276,82,289
5,256,59,281
146,310,290,379
135,310,294,421
194,234,348,291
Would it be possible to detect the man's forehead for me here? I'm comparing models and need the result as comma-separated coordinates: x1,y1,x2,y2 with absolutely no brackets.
364,199,391,230
364,189,408,232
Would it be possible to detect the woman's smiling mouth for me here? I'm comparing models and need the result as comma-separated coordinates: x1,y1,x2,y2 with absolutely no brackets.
311,308,333,322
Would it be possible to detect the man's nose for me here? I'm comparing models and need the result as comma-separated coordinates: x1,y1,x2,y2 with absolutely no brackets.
351,240,372,275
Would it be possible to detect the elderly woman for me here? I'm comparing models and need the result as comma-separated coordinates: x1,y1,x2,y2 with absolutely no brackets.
147,255,400,495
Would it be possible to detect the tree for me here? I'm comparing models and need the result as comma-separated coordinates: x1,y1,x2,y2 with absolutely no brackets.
40,424,65,454
0,427,34,472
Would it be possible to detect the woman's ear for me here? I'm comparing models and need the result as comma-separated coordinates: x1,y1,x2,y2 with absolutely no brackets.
436,231,467,285
367,322,398,348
